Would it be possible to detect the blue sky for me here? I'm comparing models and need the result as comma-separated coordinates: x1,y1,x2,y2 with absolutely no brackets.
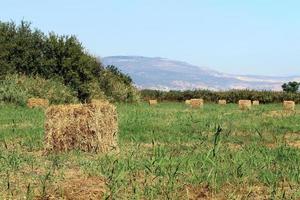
1,0,300,76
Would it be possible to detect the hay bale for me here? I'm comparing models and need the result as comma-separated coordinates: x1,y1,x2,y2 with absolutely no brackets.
190,98,204,108
238,100,251,110
149,100,158,105
44,101,118,154
283,101,295,111
90,99,109,104
252,100,260,106
185,100,191,105
218,100,227,105
27,98,49,108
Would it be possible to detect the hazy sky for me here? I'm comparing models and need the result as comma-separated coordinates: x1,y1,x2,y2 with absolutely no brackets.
1,0,300,76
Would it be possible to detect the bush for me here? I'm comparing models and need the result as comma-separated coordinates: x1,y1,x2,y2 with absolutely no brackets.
100,66,140,103
0,78,28,106
0,74,78,105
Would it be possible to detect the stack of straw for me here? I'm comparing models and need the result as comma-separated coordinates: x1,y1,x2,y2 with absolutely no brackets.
44,101,118,154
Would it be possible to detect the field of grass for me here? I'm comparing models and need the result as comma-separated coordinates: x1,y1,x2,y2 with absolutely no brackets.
0,102,300,199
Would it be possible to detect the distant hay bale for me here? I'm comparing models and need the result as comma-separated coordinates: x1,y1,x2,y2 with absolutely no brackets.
190,98,204,108
90,99,109,104
185,100,191,105
44,101,118,154
149,100,158,105
238,100,251,110
283,101,295,111
27,98,49,108
218,100,227,105
252,100,260,106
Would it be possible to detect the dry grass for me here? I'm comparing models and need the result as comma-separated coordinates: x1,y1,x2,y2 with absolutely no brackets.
32,168,106,200
238,100,251,110
184,184,212,200
27,98,49,109
44,101,118,154
263,110,297,118
284,132,300,148
59,169,106,200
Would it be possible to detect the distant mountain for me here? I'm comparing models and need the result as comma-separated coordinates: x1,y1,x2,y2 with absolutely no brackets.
102,56,300,91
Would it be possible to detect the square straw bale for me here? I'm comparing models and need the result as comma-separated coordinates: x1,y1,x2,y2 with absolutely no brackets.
238,100,251,110
218,100,227,105
252,100,260,106
27,98,49,108
44,101,118,154
149,100,158,105
185,100,191,105
190,98,204,108
90,99,109,104
283,101,295,111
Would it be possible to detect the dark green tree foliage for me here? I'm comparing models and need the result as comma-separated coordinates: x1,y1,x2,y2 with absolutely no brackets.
282,82,300,93
0,21,45,77
42,33,103,100
106,65,132,85
0,21,138,102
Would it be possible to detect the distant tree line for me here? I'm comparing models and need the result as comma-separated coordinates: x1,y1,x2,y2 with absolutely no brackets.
0,21,139,103
141,89,300,104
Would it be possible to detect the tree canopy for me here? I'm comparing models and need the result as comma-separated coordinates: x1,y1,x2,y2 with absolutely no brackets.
282,81,300,93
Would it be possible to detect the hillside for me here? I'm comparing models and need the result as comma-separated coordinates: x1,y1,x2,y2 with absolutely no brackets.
102,56,300,91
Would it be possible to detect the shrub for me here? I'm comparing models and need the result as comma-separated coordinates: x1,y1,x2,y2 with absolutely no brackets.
0,74,78,105
100,66,140,103
0,78,28,106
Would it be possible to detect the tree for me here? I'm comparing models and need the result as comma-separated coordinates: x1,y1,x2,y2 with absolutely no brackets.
0,20,140,102
282,81,300,93
106,65,132,85
0,20,104,101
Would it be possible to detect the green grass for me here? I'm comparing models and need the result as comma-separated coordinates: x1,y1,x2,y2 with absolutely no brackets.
0,103,300,199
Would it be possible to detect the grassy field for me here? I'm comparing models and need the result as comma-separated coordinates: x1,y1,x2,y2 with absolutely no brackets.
0,102,300,199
